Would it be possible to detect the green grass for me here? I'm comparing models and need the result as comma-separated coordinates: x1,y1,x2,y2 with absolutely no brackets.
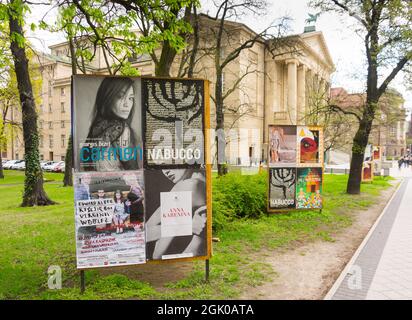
0,170,394,300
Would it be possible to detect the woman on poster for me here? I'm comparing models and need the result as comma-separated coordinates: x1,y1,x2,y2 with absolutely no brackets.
145,169,207,259
83,77,141,171
112,190,129,234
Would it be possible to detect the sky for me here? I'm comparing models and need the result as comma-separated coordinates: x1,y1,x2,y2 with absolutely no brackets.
27,0,411,112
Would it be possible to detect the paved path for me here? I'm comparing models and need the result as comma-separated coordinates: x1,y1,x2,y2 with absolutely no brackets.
326,177,412,300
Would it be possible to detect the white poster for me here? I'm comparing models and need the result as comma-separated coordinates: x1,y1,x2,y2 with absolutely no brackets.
74,171,146,269
160,191,192,238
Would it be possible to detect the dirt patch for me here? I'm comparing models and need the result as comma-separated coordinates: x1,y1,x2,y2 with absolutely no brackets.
98,261,195,290
240,179,400,300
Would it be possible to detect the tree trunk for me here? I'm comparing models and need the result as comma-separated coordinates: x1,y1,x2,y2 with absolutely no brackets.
346,101,376,194
215,69,226,176
0,150,4,179
9,4,54,206
63,135,73,186
155,41,177,77
63,37,77,187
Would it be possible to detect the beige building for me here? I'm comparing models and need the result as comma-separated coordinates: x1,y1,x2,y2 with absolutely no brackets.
4,17,335,165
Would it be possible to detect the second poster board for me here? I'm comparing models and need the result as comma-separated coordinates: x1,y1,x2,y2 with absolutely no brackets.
267,125,324,213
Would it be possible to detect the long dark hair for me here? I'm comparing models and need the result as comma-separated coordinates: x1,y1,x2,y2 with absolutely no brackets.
90,77,135,126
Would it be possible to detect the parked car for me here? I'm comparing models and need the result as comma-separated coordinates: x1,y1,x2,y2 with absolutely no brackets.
3,160,21,169
14,161,26,170
43,162,57,172
41,161,54,170
8,160,24,169
53,161,65,173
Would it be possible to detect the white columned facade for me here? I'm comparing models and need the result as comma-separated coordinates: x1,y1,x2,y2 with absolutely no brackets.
286,59,298,125
297,64,307,125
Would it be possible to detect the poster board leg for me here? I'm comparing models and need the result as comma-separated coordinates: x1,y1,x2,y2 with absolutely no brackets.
80,270,85,294
205,259,210,282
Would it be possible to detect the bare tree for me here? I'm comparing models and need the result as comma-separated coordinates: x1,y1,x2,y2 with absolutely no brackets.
311,0,412,194
198,2,298,175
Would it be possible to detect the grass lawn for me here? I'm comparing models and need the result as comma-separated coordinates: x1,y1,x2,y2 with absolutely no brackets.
0,169,394,299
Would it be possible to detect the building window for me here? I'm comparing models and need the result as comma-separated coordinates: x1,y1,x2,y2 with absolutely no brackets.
40,154,44,160
61,121,65,128
39,104,43,114
49,135,53,148
49,104,52,113
61,156,65,161
61,134,66,147
40,135,44,148
61,87,65,96
48,81,52,97
390,126,396,137
61,102,65,113
49,121,53,129
15,153,19,160
39,121,43,129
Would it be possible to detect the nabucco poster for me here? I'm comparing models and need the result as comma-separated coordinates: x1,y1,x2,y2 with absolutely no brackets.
74,171,146,269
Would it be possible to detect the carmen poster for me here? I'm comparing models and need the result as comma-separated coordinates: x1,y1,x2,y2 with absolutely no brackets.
268,125,297,167
142,78,205,168
144,168,207,260
74,171,146,268
296,168,323,209
297,126,323,166
269,168,296,209
72,76,143,172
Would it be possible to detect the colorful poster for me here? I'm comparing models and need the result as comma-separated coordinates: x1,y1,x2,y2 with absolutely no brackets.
268,125,297,167
74,171,146,269
72,76,144,172
364,144,373,161
362,161,373,182
296,168,323,209
142,78,205,168
373,146,381,161
144,168,207,260
269,168,296,209
297,126,323,165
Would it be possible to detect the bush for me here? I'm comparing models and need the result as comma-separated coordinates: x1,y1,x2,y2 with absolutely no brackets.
212,171,267,231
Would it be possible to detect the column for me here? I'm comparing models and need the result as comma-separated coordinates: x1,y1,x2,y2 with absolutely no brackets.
286,59,298,125
297,64,306,125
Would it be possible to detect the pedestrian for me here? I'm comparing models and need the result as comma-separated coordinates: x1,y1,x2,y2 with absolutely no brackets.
398,157,403,170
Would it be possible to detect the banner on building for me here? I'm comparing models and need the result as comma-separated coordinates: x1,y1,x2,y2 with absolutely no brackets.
267,125,324,212
72,75,211,269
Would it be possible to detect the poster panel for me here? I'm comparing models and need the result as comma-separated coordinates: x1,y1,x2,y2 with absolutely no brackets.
142,78,205,168
268,168,296,210
268,125,297,167
373,146,381,161
364,144,373,161
296,167,323,209
72,75,143,172
74,171,146,269
362,161,373,182
144,168,207,261
297,126,323,166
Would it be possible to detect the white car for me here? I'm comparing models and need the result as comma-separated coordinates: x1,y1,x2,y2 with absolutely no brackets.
9,160,25,169
43,162,57,171
49,161,65,172
14,161,26,170
41,161,54,170
3,160,21,169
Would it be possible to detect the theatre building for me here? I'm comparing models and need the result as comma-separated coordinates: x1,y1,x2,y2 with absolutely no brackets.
3,15,335,166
